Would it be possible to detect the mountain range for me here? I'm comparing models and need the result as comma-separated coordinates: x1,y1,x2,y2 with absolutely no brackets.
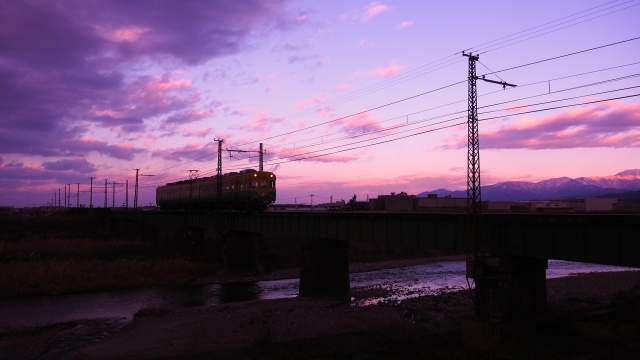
418,169,640,201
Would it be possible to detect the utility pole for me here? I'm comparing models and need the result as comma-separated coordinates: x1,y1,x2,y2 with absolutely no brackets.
76,183,80,208
112,181,116,209
89,177,94,208
134,169,139,209
67,184,71,208
259,143,264,172
133,169,155,210
215,139,224,206
189,170,199,208
463,52,516,319
125,180,129,209
64,185,67,209
226,142,266,172
310,194,314,208
104,179,108,208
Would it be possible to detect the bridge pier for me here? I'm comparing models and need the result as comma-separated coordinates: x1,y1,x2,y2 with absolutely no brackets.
299,238,350,301
470,257,547,321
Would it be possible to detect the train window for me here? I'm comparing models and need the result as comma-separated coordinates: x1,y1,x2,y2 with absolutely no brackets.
260,180,266,188
270,181,275,189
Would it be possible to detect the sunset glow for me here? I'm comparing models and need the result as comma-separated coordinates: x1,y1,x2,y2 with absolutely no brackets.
0,0,639,207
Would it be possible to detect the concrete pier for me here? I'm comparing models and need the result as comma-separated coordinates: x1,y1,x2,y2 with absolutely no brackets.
299,238,350,300
470,256,548,320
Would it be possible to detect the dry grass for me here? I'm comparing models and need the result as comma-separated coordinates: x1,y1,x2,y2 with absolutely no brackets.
0,258,216,297
0,214,219,297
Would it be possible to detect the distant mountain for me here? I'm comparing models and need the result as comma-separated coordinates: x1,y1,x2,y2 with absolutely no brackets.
417,170,640,201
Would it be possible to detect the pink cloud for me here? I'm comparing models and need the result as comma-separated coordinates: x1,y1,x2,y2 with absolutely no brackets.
398,20,414,29
277,147,361,163
164,109,213,125
331,111,383,136
98,26,149,42
295,95,326,109
440,101,640,150
362,2,389,22
335,84,350,92
56,137,144,160
181,126,212,138
151,142,212,161
145,75,192,91
238,112,283,137
353,62,403,78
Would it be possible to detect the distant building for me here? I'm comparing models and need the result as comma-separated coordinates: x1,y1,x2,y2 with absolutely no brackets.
563,198,617,212
369,192,416,211
416,195,618,213
418,195,468,213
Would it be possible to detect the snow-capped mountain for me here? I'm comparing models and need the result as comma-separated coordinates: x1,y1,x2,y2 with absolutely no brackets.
418,170,640,201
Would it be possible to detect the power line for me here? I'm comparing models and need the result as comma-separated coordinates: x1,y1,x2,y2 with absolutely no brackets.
465,0,632,53
480,36,640,77
143,82,640,187
475,2,639,55
161,91,638,173
130,7,637,179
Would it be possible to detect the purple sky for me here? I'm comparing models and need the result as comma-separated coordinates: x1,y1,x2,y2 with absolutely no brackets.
1,0,639,208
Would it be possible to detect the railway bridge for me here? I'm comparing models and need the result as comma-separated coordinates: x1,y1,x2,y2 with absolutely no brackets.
112,211,640,319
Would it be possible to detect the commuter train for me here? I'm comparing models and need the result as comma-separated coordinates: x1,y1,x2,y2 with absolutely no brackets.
156,169,276,210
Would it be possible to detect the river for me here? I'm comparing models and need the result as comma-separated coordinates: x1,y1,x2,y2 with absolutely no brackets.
0,260,634,328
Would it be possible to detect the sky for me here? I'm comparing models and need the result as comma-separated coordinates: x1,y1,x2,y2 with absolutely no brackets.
1,0,639,208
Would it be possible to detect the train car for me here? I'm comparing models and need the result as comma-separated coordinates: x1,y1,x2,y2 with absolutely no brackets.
156,169,276,210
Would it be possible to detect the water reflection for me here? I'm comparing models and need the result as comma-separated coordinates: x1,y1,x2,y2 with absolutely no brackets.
0,260,634,328
220,282,261,303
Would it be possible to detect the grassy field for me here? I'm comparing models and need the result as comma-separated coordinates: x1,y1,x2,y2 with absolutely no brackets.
0,211,446,298
0,213,217,297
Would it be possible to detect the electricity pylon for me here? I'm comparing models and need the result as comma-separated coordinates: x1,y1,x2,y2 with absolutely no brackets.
463,52,516,318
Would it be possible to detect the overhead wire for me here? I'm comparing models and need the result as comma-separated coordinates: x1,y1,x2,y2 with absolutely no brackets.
141,66,640,187
77,1,639,197
475,1,639,55
140,83,640,186
244,92,640,166
134,1,637,180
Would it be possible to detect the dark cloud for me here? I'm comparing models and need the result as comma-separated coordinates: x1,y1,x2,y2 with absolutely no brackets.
0,0,296,159
151,144,216,162
42,158,98,173
441,102,640,150
164,110,213,125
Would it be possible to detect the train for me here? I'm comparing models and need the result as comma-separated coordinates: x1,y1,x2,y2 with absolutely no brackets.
156,169,276,210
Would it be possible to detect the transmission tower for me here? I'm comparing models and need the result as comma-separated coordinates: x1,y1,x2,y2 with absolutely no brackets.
463,52,515,257
463,52,515,319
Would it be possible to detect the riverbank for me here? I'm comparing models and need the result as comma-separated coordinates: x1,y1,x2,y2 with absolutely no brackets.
80,270,640,360
0,213,447,298
1,264,638,360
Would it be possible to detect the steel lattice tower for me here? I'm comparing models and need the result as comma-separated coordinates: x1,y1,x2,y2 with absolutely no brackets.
465,54,482,246
464,53,482,255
